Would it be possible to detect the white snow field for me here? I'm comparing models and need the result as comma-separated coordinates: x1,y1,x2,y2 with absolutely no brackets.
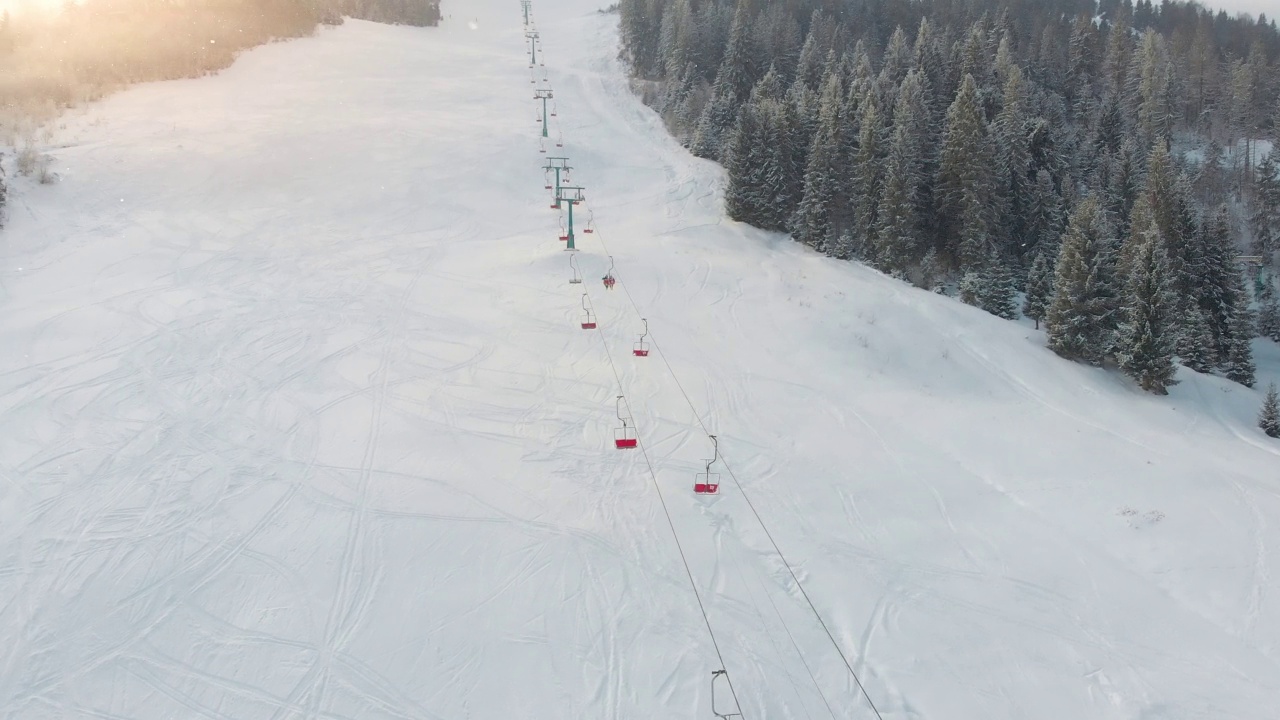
2,2,1280,718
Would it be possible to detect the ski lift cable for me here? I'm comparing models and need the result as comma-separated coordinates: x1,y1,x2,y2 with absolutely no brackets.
739,544,839,720
583,224,888,720
725,537,827,720
529,28,742,716
576,287,748,719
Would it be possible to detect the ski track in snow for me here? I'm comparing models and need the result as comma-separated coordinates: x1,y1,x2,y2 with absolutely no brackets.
1,1,1279,718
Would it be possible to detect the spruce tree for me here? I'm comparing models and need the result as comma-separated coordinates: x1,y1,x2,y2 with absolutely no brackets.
993,65,1032,259
1195,207,1252,371
1253,146,1280,262
937,74,995,269
1024,250,1054,329
849,97,883,261
1259,384,1280,438
874,74,928,276
978,255,1019,320
724,101,766,226
1046,196,1119,365
690,0,757,162
1224,311,1257,387
1116,228,1179,394
1257,272,1280,342
920,248,946,293
1177,307,1217,374
790,72,845,252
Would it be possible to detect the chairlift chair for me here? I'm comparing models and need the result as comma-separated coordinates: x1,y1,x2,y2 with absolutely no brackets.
583,208,595,234
633,318,650,357
711,670,742,719
558,217,569,241
602,255,616,290
694,435,720,495
580,294,596,329
568,254,583,284
555,132,564,149
613,396,637,448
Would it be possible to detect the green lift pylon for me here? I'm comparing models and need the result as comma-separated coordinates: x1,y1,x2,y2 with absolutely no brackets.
520,0,531,26
534,89,554,138
525,30,540,66
543,157,571,206
557,186,586,251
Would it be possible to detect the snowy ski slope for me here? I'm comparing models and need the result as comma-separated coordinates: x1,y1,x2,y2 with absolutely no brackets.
2,1,1280,718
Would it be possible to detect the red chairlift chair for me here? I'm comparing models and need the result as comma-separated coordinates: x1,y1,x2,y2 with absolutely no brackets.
602,255,616,290
583,208,595,234
694,435,720,495
633,318,650,357
580,294,596,330
613,396,638,449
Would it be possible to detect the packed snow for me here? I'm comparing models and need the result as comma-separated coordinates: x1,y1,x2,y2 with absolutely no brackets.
2,2,1279,718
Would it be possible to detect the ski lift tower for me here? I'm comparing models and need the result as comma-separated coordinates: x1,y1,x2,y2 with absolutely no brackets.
525,30,540,67
520,0,531,26
543,156,571,205
556,185,586,250
534,89,554,138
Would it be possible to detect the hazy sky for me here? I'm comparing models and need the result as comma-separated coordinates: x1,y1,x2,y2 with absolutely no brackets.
1207,0,1276,19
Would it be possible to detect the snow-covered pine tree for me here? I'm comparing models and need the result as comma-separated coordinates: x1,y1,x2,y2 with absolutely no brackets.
937,74,995,270
725,68,799,233
1046,195,1119,365
750,67,800,231
1257,271,1280,341
978,253,1019,319
690,0,758,162
790,72,845,253
874,71,928,276
1194,207,1254,380
874,26,911,114
658,0,694,81
794,10,833,92
1259,383,1280,438
1253,146,1280,262
1224,309,1257,387
691,89,738,161
1116,220,1179,394
1177,306,1216,373
1130,29,1172,152
1024,250,1054,329
848,96,883,261
1025,169,1064,259
993,64,1032,260
959,269,982,306
724,101,766,227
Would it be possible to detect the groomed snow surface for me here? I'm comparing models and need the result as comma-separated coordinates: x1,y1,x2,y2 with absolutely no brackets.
2,2,1279,718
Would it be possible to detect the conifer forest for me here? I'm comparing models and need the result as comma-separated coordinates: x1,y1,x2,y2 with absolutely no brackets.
617,0,1280,394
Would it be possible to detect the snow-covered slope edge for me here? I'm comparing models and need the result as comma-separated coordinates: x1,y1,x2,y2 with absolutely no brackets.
0,4,1277,719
